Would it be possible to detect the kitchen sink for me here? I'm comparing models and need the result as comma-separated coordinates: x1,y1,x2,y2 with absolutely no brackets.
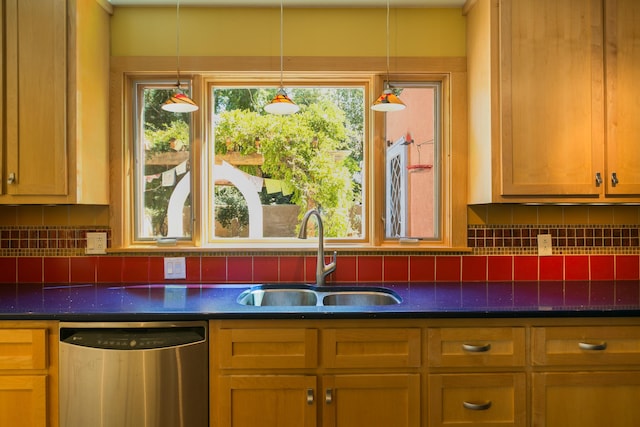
322,291,399,306
237,285,401,307
237,288,318,306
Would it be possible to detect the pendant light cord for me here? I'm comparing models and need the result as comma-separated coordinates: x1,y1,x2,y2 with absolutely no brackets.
385,0,390,89
279,0,284,88
175,0,182,87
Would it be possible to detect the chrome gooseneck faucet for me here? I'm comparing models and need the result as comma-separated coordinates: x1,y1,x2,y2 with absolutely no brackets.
298,209,337,286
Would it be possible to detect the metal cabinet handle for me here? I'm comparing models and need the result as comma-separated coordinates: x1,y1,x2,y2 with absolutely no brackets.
595,172,603,187
325,388,333,404
579,341,607,351
462,343,491,353
306,389,314,405
611,172,619,187
7,172,16,185
463,401,492,411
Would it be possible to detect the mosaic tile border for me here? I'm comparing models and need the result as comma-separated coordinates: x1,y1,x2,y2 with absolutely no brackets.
469,225,640,255
0,226,110,257
1,225,638,257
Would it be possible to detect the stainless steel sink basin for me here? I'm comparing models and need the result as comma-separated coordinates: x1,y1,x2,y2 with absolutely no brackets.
322,291,400,306
237,288,318,306
237,285,401,307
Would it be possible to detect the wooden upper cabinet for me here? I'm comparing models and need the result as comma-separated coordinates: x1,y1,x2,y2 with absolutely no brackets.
467,0,640,203
2,0,109,204
604,0,640,196
5,0,68,197
500,0,604,197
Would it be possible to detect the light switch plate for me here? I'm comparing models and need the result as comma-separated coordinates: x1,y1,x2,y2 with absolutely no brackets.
86,232,107,254
537,234,552,256
164,257,186,279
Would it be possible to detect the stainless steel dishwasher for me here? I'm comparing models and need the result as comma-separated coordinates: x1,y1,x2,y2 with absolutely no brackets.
59,321,208,427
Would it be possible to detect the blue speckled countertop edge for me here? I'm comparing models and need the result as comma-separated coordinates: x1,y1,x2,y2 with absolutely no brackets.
0,281,639,321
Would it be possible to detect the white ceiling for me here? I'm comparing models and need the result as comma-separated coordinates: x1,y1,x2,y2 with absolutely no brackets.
108,0,465,7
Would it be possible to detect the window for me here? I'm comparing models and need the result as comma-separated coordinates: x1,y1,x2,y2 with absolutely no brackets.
133,82,193,242
207,85,365,242
384,82,441,241
120,69,467,250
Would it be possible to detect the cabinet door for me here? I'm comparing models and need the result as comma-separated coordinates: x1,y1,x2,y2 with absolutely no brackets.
533,371,640,427
217,375,317,427
428,373,526,427
5,0,67,196
605,0,640,195
0,375,47,427
322,374,420,427
500,0,604,196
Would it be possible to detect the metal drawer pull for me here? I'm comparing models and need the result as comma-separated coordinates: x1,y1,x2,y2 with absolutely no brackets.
462,343,491,353
579,341,607,351
7,173,16,184
463,400,492,411
306,389,314,405
325,388,333,404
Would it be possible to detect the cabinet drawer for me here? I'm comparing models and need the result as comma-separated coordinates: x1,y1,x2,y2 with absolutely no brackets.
532,326,640,366
0,329,47,370
218,328,318,369
323,328,421,368
428,327,526,368
428,373,527,427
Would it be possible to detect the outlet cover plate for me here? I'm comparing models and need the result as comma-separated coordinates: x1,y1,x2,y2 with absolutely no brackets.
86,232,107,254
537,234,552,256
164,257,186,279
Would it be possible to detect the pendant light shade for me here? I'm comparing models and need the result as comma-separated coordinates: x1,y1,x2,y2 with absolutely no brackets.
371,0,405,112
162,0,198,113
371,88,406,112
162,92,199,113
265,0,299,115
264,88,300,115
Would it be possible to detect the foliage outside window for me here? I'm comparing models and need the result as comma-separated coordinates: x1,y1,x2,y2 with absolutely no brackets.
210,86,364,241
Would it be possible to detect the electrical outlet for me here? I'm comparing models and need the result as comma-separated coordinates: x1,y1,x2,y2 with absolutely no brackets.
86,232,107,254
537,234,552,256
164,257,186,279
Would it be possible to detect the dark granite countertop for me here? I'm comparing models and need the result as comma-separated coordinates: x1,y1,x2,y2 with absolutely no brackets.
0,281,639,321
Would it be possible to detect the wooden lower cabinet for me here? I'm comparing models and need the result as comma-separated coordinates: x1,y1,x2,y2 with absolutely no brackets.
0,322,57,427
428,373,526,427
218,375,317,427
216,373,420,427
322,374,420,427
0,375,47,427
532,371,640,427
211,318,640,427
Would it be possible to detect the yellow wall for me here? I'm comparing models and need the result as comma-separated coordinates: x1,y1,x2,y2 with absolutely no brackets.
110,7,466,57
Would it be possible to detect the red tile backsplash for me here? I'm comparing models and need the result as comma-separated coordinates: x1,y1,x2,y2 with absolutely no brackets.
462,256,486,282
17,257,42,283
513,256,538,281
435,256,462,282
409,255,435,281
488,256,513,282
383,256,409,282
564,255,589,281
253,256,279,283
358,256,383,283
539,256,563,281
43,257,70,283
0,257,17,283
0,254,638,286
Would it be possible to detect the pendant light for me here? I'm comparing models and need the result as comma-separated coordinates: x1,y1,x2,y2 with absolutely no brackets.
371,0,405,112
162,0,198,113
264,0,300,115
